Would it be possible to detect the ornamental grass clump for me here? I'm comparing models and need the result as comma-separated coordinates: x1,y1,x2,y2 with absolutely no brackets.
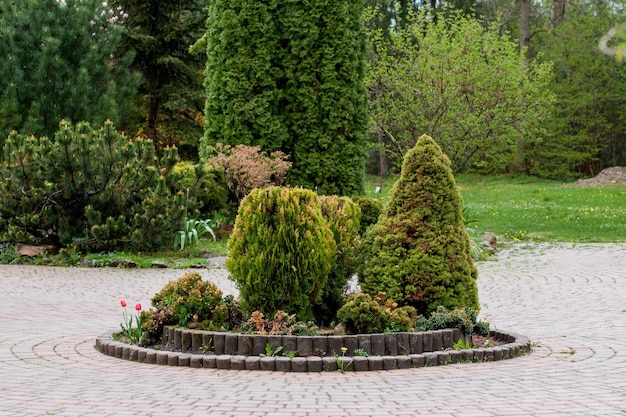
357,134,479,316
226,187,336,322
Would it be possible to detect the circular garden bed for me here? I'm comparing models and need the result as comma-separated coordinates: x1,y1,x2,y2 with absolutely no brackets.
96,326,531,372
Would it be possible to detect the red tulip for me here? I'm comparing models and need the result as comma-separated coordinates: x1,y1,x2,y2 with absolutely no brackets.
120,300,127,307
135,303,142,311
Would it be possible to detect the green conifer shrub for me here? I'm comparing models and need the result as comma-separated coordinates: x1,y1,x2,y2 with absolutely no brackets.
0,120,208,251
226,187,336,322
351,195,383,236
357,134,479,316
314,195,361,324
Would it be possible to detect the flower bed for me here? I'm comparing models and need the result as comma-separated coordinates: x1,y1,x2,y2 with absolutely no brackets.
96,327,531,372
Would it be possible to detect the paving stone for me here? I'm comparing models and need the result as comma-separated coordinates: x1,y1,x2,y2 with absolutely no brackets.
2,244,626,416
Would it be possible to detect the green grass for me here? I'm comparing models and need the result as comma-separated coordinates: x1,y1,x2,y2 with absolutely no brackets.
365,174,626,243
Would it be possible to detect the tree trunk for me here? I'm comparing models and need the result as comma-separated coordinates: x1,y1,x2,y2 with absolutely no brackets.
147,96,160,150
553,0,566,25
519,0,530,58
378,130,389,177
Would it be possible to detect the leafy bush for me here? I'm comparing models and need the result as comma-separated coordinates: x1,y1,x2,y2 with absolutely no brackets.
337,292,417,334
0,120,210,251
226,187,336,322
314,195,361,325
351,195,383,236
140,272,229,345
150,272,228,327
415,306,489,336
205,143,292,203
357,134,479,316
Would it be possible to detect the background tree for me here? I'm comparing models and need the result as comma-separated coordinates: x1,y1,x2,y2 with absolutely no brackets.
202,0,369,195
112,0,207,153
0,0,138,142
525,1,626,177
367,9,554,174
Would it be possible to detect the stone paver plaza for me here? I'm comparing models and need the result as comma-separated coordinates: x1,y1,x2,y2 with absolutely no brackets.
1,243,625,416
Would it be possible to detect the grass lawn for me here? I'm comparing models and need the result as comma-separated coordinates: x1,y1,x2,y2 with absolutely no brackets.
365,174,626,243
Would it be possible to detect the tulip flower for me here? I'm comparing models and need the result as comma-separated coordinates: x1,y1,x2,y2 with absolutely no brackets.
120,300,127,307
135,303,142,311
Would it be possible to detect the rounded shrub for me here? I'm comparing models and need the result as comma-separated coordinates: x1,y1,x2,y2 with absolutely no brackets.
140,272,228,345
336,292,417,334
226,187,336,322
357,134,479,316
314,195,361,325
351,195,383,236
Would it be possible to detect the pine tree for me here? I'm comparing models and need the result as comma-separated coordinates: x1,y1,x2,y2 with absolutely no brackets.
202,0,369,195
111,0,208,151
357,135,479,316
0,0,138,141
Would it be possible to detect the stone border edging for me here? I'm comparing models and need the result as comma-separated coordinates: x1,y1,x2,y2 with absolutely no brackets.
95,328,531,372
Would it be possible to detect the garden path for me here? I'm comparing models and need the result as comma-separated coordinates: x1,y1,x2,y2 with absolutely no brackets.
1,243,625,416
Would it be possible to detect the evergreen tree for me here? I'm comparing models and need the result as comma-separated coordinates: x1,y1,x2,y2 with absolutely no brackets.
0,0,138,141
357,134,479,316
111,0,208,151
202,0,369,195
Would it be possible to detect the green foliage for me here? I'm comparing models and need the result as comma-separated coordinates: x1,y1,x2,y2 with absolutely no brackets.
111,0,208,149
351,195,383,235
314,196,362,324
358,135,479,316
526,6,626,178
336,292,417,334
171,161,229,214
174,218,216,251
366,8,554,173
151,272,227,327
0,0,138,142
223,295,245,330
202,0,369,195
415,306,480,335
0,120,204,251
226,187,336,321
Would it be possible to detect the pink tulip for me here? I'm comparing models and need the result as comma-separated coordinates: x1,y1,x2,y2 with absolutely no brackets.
135,303,142,311
120,300,127,307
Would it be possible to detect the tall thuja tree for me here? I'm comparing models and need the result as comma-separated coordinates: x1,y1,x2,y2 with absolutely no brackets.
203,0,369,195
0,0,138,142
357,135,479,316
112,0,208,151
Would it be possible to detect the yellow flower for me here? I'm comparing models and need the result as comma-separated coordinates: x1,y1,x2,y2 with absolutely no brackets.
341,347,348,353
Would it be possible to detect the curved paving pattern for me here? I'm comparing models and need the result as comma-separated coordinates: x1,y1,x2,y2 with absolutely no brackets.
1,243,626,416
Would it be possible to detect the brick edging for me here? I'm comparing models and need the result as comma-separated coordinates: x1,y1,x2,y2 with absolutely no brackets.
95,329,532,372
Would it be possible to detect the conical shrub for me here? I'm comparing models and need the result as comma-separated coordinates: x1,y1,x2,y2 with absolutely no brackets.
357,134,479,315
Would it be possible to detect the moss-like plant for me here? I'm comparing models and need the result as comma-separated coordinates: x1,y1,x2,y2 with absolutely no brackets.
226,187,336,321
357,134,479,316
